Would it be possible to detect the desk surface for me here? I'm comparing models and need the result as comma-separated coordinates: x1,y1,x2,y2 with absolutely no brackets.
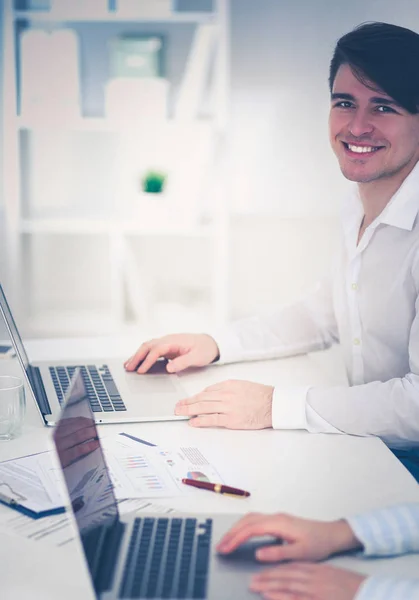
1,336,419,599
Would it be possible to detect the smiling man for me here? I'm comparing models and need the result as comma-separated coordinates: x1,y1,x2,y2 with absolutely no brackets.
125,22,419,481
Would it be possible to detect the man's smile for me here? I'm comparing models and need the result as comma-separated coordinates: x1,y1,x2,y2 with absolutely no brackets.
341,141,386,156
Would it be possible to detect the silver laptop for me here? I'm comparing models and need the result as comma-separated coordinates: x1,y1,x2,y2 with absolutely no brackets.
0,283,188,426
54,370,264,599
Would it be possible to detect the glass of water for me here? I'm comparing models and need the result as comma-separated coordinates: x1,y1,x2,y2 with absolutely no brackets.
0,376,26,441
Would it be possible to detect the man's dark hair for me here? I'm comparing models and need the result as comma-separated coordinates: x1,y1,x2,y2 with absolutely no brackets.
329,22,419,114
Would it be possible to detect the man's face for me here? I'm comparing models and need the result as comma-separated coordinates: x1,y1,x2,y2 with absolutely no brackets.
329,63,419,184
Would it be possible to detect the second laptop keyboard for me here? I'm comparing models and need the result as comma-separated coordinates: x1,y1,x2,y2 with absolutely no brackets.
119,517,213,599
49,364,127,412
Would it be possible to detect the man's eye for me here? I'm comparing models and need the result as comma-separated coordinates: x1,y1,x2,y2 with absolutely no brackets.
333,101,353,109
376,105,396,113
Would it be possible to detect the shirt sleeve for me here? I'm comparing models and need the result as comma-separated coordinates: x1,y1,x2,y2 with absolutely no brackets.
303,273,419,445
356,577,419,600
351,504,419,600
346,504,419,557
213,276,339,365
271,386,343,432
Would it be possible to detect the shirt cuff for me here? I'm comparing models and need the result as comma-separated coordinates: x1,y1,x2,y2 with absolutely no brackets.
271,386,310,430
346,504,419,557
306,400,343,434
356,576,419,600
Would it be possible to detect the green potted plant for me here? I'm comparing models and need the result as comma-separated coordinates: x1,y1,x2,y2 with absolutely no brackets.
141,169,167,194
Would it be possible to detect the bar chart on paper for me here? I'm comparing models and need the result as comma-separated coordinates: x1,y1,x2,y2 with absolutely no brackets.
118,455,165,491
109,453,172,497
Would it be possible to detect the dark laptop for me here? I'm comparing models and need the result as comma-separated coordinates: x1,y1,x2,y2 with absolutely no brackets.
53,370,264,599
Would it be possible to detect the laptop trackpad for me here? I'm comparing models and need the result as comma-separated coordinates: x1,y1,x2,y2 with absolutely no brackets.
125,371,180,394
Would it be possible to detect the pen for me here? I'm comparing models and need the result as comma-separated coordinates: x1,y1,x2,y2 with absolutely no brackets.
181,478,250,497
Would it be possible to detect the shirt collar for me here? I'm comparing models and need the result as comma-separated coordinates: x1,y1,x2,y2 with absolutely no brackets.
342,160,419,235
380,161,419,230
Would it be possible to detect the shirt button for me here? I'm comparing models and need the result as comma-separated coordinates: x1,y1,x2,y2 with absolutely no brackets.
353,338,361,346
351,283,358,290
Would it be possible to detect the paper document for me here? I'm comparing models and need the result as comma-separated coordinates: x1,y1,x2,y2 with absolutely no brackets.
102,434,224,499
0,452,63,517
0,434,224,518
0,498,173,547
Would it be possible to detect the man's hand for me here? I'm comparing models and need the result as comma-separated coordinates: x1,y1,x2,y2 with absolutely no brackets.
249,563,366,600
217,513,363,562
175,380,274,429
124,333,219,374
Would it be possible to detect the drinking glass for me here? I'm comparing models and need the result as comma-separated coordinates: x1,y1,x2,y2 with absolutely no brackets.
0,376,26,441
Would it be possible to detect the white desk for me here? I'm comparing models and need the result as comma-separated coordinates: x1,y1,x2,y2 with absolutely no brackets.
1,336,419,599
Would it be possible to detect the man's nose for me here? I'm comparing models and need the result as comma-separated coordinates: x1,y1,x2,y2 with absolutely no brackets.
348,109,374,138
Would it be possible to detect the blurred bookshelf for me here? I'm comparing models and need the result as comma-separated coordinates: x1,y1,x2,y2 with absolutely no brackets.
2,0,230,337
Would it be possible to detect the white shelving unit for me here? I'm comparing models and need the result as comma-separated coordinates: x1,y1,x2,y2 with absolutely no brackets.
2,0,230,337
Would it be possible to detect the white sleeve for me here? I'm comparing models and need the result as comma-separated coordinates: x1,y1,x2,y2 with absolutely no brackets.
303,284,419,445
271,386,342,433
213,276,339,365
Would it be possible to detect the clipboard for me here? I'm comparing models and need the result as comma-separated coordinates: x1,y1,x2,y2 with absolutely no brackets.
0,489,65,520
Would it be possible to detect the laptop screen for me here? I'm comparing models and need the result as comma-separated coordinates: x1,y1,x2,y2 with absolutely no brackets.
53,370,119,535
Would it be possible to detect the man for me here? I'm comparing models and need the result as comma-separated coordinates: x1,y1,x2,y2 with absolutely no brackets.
125,22,419,478
216,503,419,599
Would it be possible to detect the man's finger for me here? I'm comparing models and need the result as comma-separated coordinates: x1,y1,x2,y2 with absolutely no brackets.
250,564,311,594
254,563,314,582
136,345,172,373
217,520,284,554
175,390,225,409
188,414,228,428
167,351,198,373
175,399,227,417
217,513,267,550
124,343,153,371
256,543,302,563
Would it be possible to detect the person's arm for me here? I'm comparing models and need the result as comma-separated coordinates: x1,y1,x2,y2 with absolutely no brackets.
349,504,419,598
213,275,339,364
273,289,419,443
346,504,419,557
172,276,341,430
217,506,419,600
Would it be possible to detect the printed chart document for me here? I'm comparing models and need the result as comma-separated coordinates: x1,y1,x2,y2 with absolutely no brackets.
0,433,225,517
103,433,224,499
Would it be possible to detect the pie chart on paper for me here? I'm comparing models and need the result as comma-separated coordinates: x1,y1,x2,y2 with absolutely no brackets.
187,471,210,482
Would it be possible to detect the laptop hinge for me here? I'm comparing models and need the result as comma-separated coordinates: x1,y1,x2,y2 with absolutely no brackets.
28,365,52,421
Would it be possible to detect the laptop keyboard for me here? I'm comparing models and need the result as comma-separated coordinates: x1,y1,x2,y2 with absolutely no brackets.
49,365,127,412
119,517,212,599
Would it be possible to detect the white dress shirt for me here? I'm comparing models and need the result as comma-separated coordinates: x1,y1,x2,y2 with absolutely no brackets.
347,503,419,599
215,161,419,447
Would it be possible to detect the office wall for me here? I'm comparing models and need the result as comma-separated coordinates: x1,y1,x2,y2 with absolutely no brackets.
3,1,419,333
149,0,419,319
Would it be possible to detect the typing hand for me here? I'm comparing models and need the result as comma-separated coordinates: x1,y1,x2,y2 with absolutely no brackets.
124,333,219,374
249,563,366,600
217,513,362,562
175,380,273,429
